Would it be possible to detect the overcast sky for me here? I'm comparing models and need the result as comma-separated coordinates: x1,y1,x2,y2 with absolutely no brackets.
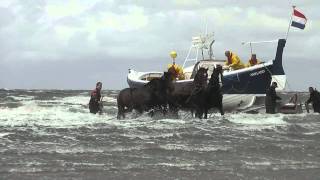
0,0,319,90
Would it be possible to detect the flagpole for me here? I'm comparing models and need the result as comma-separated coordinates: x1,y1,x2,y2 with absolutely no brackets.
285,5,295,40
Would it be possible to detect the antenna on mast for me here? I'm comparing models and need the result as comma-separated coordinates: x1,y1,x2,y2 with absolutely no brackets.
182,17,215,68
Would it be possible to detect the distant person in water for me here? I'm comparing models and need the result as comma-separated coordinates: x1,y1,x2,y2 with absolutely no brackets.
246,54,261,67
223,51,245,70
265,82,281,114
89,82,103,114
305,87,320,113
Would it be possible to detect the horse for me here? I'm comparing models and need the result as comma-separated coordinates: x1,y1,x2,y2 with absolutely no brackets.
185,67,209,118
204,64,224,118
186,65,224,119
117,71,174,119
145,71,175,113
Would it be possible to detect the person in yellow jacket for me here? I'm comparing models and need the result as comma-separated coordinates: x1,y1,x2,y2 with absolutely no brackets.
224,51,245,70
246,54,261,67
167,62,185,80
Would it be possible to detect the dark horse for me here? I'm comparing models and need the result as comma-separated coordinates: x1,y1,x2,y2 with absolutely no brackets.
187,65,224,118
117,71,174,119
205,64,224,117
186,67,209,118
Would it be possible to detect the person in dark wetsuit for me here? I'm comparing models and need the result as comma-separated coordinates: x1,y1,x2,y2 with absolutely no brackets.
89,82,103,114
305,87,320,113
265,82,281,114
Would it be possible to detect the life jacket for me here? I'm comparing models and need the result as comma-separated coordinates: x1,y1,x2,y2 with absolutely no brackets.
249,58,257,65
90,88,101,103
226,52,245,70
168,64,178,78
227,53,233,64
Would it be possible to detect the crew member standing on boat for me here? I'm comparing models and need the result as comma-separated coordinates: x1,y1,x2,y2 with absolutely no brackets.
246,54,261,67
89,82,103,114
167,51,185,80
305,87,320,113
224,51,245,70
265,82,281,114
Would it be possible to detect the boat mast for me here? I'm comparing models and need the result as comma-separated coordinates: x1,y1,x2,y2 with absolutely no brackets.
242,39,279,56
182,32,215,68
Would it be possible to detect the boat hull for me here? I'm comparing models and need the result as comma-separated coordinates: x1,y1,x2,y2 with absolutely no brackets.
222,64,272,94
127,62,273,95
127,68,265,111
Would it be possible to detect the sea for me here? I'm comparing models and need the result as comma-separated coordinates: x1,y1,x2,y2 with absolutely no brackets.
0,89,319,180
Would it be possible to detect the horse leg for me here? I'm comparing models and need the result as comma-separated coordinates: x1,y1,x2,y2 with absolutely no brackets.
119,105,134,119
162,104,168,116
204,107,208,119
195,110,199,118
136,107,144,117
168,103,179,118
117,105,125,119
196,108,203,119
149,109,155,117
117,110,121,119
218,104,224,115
220,107,224,115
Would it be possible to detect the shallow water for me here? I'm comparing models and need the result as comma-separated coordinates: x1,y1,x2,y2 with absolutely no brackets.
0,89,319,180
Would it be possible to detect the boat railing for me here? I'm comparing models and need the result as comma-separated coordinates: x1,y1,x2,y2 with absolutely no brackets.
182,33,215,69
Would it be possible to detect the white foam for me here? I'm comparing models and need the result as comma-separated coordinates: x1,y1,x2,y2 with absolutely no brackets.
160,144,231,152
0,100,114,128
0,132,11,138
227,113,287,125
56,95,116,106
104,96,117,103
59,96,90,105
6,95,34,101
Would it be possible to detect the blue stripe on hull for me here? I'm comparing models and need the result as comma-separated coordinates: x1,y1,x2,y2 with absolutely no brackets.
222,66,272,94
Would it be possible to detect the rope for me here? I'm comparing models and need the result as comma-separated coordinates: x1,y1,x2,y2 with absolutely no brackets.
262,63,277,82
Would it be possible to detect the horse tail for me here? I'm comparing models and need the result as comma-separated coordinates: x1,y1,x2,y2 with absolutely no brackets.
117,90,124,119
117,95,122,119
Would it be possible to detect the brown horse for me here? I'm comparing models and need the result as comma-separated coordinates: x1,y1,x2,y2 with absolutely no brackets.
117,71,174,119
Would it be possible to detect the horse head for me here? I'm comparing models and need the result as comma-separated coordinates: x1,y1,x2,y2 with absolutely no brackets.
194,67,208,88
162,71,175,94
208,65,223,92
216,64,223,76
211,64,223,76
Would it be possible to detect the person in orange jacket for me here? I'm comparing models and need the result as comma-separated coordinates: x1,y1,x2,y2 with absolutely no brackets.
89,82,103,114
246,54,261,67
167,62,185,80
224,51,245,70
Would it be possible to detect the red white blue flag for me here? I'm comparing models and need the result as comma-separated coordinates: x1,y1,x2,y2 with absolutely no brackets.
291,8,307,29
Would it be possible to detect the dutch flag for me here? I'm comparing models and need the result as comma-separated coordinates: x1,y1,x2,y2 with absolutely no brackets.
291,8,307,29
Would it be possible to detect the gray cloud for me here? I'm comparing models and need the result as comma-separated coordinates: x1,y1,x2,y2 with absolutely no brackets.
0,0,319,90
